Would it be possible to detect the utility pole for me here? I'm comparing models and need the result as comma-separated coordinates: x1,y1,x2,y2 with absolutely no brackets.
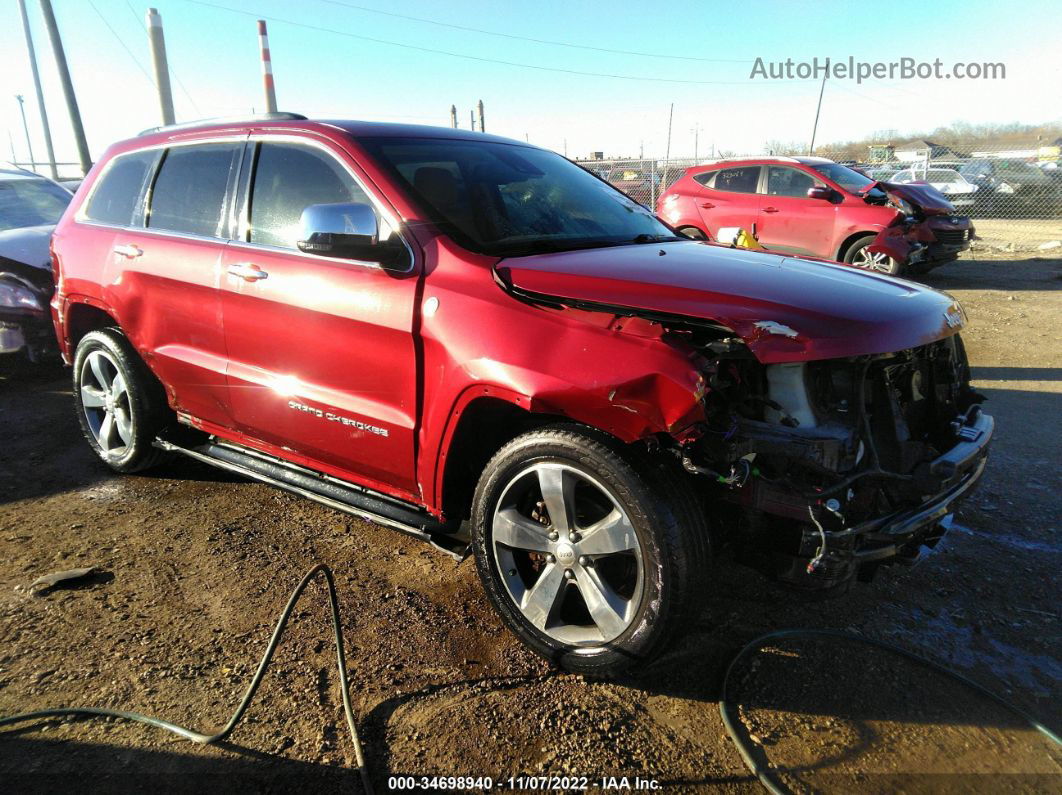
662,102,674,188
450,104,457,128
477,99,485,133
39,0,91,175
18,0,57,179
690,123,701,161
257,20,278,113
808,70,827,155
15,96,36,170
146,8,176,126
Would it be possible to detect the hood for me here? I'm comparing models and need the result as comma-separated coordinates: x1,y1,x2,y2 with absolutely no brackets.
0,225,55,271
876,181,957,215
495,241,964,364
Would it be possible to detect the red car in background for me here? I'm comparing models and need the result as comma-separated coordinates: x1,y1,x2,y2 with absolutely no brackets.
657,156,974,276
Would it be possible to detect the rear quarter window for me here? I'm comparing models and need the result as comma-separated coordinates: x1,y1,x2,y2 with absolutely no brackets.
82,150,157,226
692,170,717,188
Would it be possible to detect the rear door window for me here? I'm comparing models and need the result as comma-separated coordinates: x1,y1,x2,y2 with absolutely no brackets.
148,143,239,238
83,150,157,226
712,166,761,193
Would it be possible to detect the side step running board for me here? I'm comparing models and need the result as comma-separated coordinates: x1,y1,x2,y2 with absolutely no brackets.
155,438,467,559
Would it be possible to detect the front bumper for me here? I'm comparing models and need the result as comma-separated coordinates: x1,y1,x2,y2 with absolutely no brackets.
773,407,992,588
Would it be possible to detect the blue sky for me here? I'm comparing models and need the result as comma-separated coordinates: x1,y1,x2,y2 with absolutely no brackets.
2,0,1059,171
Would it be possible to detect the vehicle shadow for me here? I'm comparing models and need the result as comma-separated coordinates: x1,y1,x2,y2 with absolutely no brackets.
0,734,356,794
0,370,243,507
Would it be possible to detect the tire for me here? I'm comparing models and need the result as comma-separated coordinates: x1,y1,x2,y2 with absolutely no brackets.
72,328,173,473
471,424,710,676
844,235,902,275
677,226,708,240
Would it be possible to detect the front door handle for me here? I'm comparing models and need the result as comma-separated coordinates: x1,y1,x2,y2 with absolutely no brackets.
700,201,715,209
227,262,269,282
763,206,780,213
113,244,143,258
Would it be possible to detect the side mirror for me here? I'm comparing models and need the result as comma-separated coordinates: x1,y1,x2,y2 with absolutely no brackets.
297,202,403,265
806,185,833,201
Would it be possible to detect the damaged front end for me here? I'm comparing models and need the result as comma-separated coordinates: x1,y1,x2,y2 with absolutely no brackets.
866,182,975,273
673,328,991,590
0,258,55,363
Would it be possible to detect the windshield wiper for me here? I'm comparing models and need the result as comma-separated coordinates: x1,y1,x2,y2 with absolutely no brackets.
495,238,630,257
630,233,682,243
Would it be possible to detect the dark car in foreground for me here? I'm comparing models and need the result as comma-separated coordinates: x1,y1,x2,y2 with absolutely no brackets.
658,156,974,276
0,167,72,363
49,116,991,674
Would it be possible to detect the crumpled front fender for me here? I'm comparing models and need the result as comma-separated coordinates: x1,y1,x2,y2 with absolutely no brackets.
868,218,936,264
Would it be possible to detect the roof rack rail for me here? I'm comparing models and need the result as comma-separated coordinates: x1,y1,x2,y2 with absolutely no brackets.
138,112,308,137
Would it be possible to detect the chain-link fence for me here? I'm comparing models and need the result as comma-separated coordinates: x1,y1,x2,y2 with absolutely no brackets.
576,142,1062,254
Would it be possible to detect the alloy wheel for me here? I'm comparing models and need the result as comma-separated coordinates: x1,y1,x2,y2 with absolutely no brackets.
79,350,133,457
854,247,895,273
491,462,644,646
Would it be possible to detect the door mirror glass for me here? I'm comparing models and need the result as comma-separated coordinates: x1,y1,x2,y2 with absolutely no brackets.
297,202,395,262
806,185,834,200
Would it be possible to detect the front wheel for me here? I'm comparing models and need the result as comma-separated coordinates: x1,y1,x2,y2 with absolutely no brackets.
471,425,709,675
845,235,902,275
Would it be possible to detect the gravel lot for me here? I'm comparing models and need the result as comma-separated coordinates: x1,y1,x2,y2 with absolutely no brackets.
1,254,1059,793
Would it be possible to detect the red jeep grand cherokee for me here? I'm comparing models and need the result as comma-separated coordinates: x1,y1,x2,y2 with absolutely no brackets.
658,156,975,276
50,115,991,674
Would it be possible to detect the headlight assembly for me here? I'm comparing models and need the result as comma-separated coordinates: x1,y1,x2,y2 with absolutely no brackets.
0,280,44,312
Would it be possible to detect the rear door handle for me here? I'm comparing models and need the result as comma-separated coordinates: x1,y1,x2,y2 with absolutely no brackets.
700,202,715,209
113,244,142,258
227,262,269,282
763,206,780,213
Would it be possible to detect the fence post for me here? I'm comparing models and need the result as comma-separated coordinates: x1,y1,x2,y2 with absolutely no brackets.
650,159,656,208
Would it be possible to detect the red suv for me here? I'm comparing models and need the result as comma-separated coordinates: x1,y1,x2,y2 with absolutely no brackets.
658,157,974,276
50,116,991,674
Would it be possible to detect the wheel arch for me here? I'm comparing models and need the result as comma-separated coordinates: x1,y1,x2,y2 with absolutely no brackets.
836,230,878,262
65,299,120,353
436,392,571,523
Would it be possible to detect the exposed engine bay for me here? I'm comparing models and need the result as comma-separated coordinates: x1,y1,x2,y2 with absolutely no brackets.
667,326,990,590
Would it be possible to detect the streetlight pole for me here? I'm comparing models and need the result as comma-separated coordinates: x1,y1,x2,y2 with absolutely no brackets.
18,0,57,178
15,95,36,171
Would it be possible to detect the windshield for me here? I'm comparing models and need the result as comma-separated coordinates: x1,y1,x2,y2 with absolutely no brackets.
808,162,877,193
359,137,678,257
0,177,72,232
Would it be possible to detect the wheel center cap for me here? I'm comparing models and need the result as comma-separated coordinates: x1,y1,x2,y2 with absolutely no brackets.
555,543,576,566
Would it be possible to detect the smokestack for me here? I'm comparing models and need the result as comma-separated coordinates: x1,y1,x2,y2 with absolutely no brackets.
257,20,277,113
450,104,457,129
146,8,176,126
477,99,485,133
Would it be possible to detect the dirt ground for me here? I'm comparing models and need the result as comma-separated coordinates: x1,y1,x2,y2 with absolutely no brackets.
0,254,1059,794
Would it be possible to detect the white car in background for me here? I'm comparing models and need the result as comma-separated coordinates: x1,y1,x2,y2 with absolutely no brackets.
888,167,979,208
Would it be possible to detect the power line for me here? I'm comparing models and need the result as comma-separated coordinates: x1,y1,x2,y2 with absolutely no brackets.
314,0,749,63
86,0,155,86
183,0,804,86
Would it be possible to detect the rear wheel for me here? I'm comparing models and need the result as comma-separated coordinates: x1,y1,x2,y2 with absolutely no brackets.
845,235,902,275
471,425,709,675
73,329,173,472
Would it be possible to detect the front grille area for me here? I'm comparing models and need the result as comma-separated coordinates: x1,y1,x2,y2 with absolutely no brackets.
933,228,969,246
